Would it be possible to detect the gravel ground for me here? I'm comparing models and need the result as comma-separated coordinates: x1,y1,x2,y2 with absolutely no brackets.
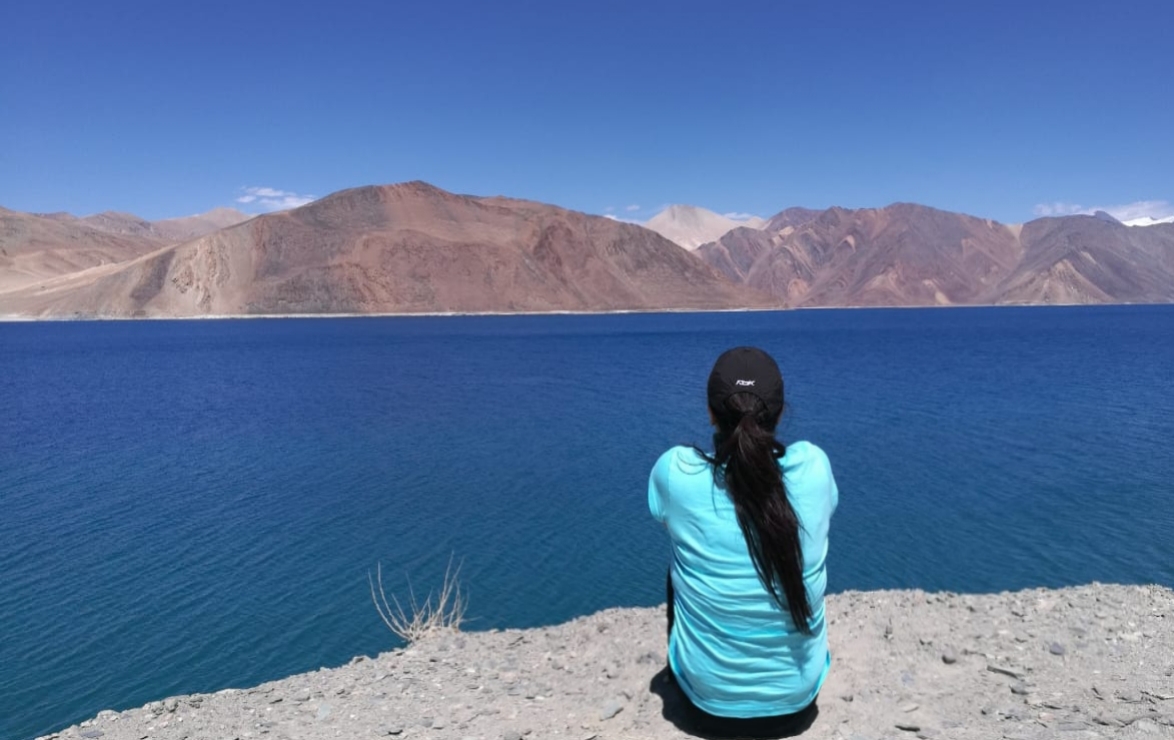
42,584,1174,740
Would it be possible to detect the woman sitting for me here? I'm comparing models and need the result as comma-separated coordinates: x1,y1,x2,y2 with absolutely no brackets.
649,347,839,738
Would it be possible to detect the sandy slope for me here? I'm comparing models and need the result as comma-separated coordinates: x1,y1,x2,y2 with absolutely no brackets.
42,584,1174,740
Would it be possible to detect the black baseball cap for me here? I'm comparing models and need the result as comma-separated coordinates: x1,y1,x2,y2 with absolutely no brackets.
707,346,784,414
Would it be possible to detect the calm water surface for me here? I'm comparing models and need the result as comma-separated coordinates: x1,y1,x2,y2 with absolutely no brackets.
1,306,1172,740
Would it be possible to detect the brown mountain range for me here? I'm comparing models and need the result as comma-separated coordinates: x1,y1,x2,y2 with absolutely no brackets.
0,182,765,317
0,207,166,295
697,203,1174,306
3,185,1173,318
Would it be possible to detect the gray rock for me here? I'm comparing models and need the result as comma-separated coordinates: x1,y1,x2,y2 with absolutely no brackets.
1134,718,1162,734
600,699,624,721
501,732,523,740
1049,642,1067,656
80,732,103,739
383,724,405,735
316,702,331,720
941,649,958,665
895,721,920,732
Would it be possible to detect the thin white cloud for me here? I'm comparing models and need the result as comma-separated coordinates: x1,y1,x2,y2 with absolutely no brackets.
603,213,642,224
1032,202,1087,217
1033,199,1174,222
1100,200,1174,222
723,211,761,221
236,186,317,212
625,204,641,212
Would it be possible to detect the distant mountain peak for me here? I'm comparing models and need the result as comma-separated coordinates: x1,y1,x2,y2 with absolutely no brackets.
644,204,764,250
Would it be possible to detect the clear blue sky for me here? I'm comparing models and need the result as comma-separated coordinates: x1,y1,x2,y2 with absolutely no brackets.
2,0,1171,223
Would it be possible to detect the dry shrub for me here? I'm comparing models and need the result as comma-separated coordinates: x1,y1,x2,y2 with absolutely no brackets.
368,557,466,643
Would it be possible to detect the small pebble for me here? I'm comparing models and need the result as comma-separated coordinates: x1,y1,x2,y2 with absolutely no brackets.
1049,642,1067,656
599,699,624,721
941,649,957,665
1134,718,1162,734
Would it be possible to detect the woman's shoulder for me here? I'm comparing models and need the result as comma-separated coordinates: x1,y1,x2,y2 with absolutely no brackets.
656,445,708,468
652,445,711,479
784,440,832,471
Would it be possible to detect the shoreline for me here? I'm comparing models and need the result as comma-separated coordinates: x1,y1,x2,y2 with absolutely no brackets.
1,301,1169,324
36,583,1174,740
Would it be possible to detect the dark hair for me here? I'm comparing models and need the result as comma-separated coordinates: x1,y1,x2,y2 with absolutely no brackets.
699,391,813,634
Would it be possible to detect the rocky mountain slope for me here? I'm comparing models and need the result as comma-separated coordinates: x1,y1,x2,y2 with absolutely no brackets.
697,204,1174,306
0,207,166,295
0,183,766,318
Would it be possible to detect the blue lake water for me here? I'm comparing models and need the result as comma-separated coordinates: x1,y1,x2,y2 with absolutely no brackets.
1,306,1172,740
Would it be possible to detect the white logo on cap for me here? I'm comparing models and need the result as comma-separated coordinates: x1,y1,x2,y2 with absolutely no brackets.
735,379,756,386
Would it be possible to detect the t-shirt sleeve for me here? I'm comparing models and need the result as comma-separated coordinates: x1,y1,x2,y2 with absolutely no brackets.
823,448,839,514
648,448,676,524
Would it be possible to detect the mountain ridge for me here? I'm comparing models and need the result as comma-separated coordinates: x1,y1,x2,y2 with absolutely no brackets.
695,203,1174,307
0,183,770,318
3,183,1174,317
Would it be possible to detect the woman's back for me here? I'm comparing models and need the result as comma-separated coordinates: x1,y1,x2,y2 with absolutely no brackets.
649,440,838,717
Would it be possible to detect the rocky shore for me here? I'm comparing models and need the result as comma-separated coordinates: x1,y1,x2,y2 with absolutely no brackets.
42,584,1174,740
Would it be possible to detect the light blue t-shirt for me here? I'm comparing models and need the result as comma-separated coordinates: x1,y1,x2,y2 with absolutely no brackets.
648,441,838,718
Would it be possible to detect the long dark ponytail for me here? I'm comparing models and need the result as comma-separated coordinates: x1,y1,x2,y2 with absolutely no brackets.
702,391,813,634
